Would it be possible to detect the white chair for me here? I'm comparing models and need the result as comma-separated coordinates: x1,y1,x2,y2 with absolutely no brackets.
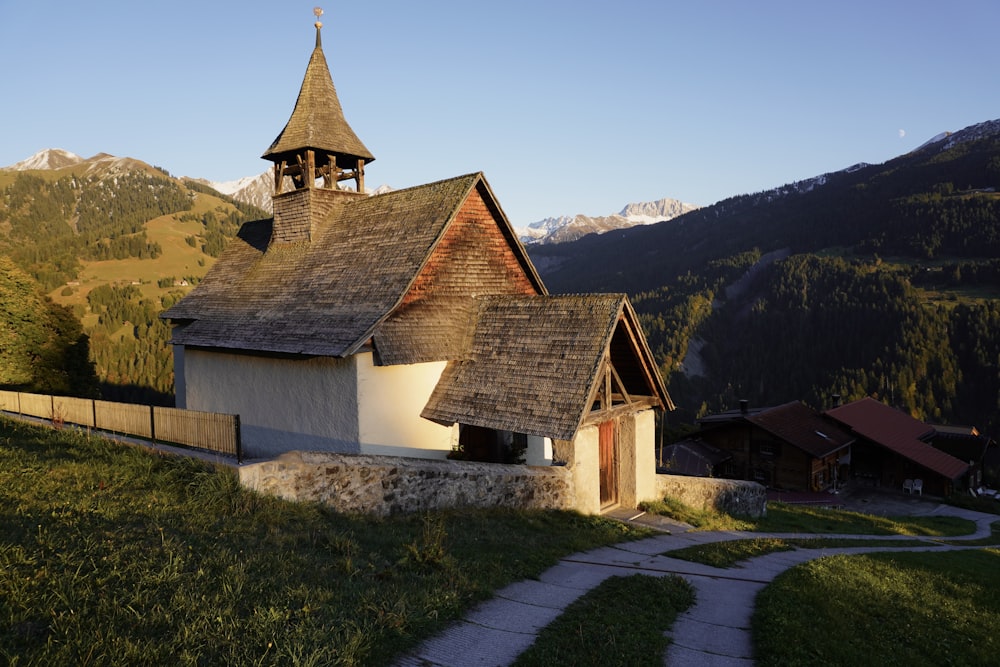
903,479,913,494
912,479,923,496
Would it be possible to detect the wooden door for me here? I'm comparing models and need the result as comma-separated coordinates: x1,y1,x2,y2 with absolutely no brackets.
599,420,618,508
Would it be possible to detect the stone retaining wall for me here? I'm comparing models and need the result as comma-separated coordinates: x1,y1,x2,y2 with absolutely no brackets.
239,451,576,517
656,474,767,518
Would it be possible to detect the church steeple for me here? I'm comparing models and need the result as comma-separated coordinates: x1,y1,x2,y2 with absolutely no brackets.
262,8,374,195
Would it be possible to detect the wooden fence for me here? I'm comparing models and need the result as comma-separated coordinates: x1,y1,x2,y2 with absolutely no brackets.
0,390,241,462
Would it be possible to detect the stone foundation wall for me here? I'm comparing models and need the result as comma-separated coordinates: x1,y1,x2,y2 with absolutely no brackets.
239,451,576,517
655,474,767,518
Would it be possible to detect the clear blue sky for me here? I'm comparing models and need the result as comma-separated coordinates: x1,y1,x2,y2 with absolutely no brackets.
1,1,997,224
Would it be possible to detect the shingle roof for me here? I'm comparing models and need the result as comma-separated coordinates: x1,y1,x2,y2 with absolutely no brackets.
659,439,732,476
746,401,854,458
261,27,374,167
826,397,969,480
422,294,670,440
163,173,520,356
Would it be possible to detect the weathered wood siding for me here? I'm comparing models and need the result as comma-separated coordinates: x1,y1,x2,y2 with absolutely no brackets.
18,393,53,419
0,390,19,412
1,391,239,460
54,396,95,428
153,407,240,457
401,186,539,305
95,400,153,438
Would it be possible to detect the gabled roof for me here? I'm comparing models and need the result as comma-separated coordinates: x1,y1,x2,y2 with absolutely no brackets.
746,401,854,458
421,294,671,441
700,401,853,458
262,26,374,167
826,397,969,480
162,173,543,357
423,294,620,440
660,439,732,476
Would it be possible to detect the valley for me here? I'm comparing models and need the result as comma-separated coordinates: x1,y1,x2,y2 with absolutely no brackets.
4,117,1000,440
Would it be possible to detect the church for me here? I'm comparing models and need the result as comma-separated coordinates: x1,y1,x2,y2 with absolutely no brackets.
162,16,673,514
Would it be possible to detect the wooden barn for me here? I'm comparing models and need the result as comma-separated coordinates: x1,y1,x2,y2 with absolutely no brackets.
825,397,970,497
696,401,854,492
161,19,672,514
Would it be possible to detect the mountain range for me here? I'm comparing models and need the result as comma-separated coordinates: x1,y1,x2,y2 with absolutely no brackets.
5,118,1000,435
2,151,698,244
515,197,700,245
527,117,1000,431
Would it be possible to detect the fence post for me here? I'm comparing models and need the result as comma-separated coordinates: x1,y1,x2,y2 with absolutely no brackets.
234,414,242,464
150,405,156,442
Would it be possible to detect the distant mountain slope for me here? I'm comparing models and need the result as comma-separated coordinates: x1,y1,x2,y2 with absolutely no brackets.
197,171,274,213
0,149,268,401
528,119,1000,431
517,197,700,245
5,148,86,171
531,119,1000,295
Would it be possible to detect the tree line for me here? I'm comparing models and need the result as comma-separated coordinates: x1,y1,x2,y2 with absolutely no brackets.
693,254,1000,432
0,171,191,289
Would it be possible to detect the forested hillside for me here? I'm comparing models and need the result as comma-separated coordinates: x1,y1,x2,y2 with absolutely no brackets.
0,157,266,403
530,120,1000,433
0,257,99,396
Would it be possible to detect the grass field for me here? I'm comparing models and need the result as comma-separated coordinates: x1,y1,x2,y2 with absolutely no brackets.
753,549,1000,666
47,192,229,310
640,497,976,536
0,417,649,666
5,416,997,666
512,574,694,667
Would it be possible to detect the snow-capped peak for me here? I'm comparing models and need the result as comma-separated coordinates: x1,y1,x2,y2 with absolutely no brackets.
4,148,85,171
517,196,700,245
209,174,265,196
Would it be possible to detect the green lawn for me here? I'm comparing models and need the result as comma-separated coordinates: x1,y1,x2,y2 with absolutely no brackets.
753,550,1000,666
663,536,936,568
0,417,650,666
512,574,694,667
641,497,976,536
6,420,997,667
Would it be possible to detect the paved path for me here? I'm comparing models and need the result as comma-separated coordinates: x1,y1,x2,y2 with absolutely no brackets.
394,503,997,666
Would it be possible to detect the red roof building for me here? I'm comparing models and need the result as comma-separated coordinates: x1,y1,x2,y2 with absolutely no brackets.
825,397,970,496
697,401,854,492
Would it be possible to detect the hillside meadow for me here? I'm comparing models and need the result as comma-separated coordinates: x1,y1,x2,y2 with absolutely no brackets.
0,417,648,665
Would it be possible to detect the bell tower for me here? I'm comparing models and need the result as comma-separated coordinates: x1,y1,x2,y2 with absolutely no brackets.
262,8,375,245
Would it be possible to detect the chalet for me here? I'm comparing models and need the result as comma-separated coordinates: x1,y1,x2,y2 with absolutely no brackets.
696,401,854,492
825,397,970,497
929,424,996,487
657,438,732,477
161,17,672,514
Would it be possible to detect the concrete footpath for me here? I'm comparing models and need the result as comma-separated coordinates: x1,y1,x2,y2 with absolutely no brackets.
393,501,997,667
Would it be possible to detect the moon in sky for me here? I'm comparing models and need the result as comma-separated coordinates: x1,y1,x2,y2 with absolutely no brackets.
899,129,906,139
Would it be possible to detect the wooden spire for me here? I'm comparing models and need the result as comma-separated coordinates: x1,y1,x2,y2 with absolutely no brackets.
262,8,374,195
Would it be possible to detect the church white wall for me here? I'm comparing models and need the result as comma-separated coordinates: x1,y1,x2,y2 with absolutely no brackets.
525,435,553,467
355,352,456,458
634,409,659,504
181,348,360,458
172,344,186,409
572,424,602,515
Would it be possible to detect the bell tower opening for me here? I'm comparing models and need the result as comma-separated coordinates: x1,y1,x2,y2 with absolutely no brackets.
261,7,374,198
